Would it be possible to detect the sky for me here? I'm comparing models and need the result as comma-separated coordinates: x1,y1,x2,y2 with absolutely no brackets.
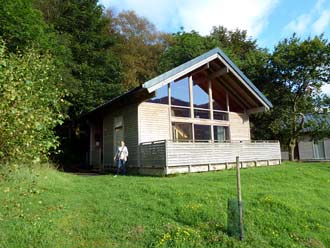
99,0,330,94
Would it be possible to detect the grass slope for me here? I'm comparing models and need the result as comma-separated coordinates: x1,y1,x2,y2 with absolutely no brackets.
0,162,329,248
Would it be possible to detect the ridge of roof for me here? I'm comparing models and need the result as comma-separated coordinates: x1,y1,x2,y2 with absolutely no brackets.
142,47,272,108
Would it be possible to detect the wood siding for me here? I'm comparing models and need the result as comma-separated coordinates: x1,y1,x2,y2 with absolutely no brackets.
166,141,280,166
324,138,330,159
139,141,166,168
103,104,139,168
138,102,170,143
298,140,314,160
298,137,330,160
229,112,250,141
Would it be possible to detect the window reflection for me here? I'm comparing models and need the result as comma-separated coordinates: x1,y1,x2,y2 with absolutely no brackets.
194,124,211,141
194,109,209,119
171,77,190,107
193,79,209,109
147,85,168,104
214,126,229,141
172,122,192,141
171,107,190,118
213,111,228,120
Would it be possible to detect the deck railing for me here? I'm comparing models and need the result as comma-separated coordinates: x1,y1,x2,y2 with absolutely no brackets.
139,139,281,168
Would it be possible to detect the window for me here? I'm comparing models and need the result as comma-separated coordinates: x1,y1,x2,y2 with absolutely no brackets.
313,140,325,159
214,126,229,141
193,80,209,109
147,85,168,104
171,77,190,107
172,122,192,141
171,107,190,118
213,111,228,121
194,124,211,141
194,109,210,119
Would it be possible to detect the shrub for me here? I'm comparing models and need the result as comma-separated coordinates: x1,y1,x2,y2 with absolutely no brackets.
0,41,67,164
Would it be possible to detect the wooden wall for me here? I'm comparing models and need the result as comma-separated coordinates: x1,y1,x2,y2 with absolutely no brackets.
166,141,280,166
103,103,139,168
229,112,250,141
139,141,166,168
298,137,330,160
324,138,330,159
298,139,314,160
138,140,281,175
138,102,170,143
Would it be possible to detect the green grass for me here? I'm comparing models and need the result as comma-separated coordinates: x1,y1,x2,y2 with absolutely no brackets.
0,162,329,248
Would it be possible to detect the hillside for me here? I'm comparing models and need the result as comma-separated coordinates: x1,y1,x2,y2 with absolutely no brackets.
0,162,329,247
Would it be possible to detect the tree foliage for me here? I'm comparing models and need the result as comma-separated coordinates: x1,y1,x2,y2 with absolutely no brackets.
158,29,217,73
0,42,68,164
35,0,124,116
0,0,55,52
106,9,171,90
252,35,330,160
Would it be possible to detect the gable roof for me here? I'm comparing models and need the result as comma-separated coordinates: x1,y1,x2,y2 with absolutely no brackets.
84,47,272,117
143,47,272,109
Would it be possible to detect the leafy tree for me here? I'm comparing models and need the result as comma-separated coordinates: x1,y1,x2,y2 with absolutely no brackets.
209,26,270,90
106,9,171,90
254,35,330,160
35,0,123,116
0,0,56,52
158,29,217,73
0,41,68,164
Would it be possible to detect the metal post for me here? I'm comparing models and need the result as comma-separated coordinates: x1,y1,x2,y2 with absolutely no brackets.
236,156,244,240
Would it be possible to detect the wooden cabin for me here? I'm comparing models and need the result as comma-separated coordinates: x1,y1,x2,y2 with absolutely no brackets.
281,114,330,161
84,48,281,175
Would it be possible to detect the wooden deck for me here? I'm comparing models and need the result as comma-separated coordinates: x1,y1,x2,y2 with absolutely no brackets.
139,140,281,175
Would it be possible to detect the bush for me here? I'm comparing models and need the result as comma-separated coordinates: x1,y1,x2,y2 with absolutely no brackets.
0,41,67,164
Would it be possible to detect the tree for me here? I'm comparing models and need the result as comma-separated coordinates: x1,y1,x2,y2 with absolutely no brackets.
35,0,124,116
158,29,217,73
0,41,68,164
256,35,330,160
209,26,270,91
107,9,171,90
0,0,55,52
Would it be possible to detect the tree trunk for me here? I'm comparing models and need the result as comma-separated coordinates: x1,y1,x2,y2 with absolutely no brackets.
289,138,296,161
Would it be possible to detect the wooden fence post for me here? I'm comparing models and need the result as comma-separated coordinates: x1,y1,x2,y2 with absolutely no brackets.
236,156,244,240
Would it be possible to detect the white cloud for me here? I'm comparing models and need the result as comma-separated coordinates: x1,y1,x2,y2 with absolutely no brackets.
284,0,330,36
322,84,330,96
100,0,278,37
284,14,312,35
313,9,330,34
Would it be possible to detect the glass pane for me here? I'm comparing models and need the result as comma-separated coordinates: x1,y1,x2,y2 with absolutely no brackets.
313,140,325,159
171,107,190,117
172,122,192,141
147,85,168,104
214,111,229,121
214,126,229,141
194,125,211,141
171,77,190,107
194,109,210,119
193,79,209,109
212,81,227,110
213,100,227,111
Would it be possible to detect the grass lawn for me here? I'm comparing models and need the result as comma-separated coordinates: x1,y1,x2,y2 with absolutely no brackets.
0,162,329,248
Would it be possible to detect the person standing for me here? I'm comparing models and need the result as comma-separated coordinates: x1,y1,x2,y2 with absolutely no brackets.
114,141,128,176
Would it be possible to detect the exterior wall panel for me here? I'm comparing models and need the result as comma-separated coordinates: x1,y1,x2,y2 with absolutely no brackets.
138,102,170,143
229,112,250,141
103,104,139,168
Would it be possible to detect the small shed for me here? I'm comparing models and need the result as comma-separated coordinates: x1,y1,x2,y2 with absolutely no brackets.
83,48,281,175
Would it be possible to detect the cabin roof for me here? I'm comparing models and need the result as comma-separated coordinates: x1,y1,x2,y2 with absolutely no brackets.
142,47,272,108
84,47,272,117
